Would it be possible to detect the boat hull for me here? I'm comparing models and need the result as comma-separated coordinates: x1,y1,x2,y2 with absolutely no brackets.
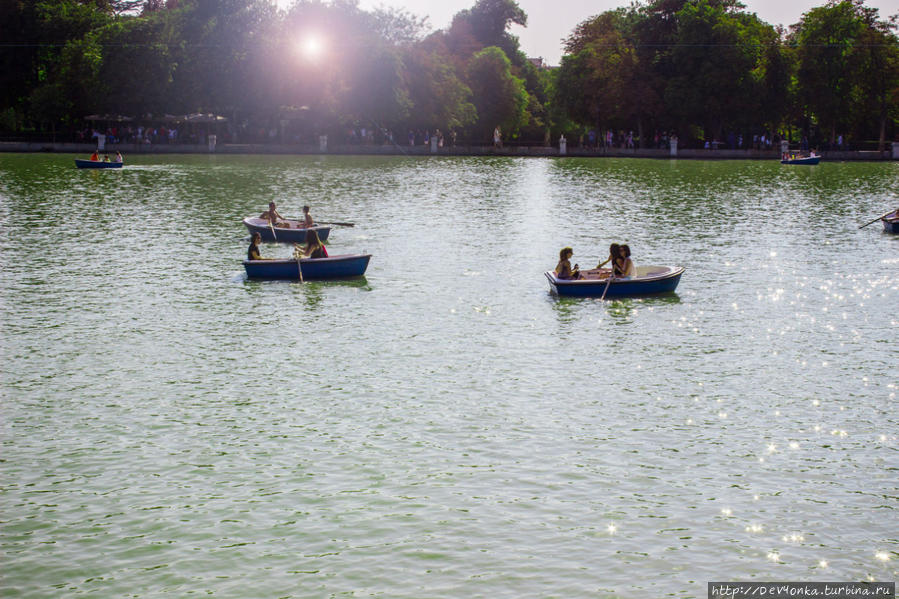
883,218,899,234
75,159,123,169
243,217,331,243
780,157,820,165
244,254,370,280
545,265,684,298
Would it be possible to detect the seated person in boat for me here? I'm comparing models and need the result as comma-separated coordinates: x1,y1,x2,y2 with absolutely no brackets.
555,247,581,280
259,201,287,227
595,243,620,276
295,229,329,259
90,151,99,161
115,151,123,163
302,205,314,228
618,244,636,278
103,154,110,162
247,232,270,260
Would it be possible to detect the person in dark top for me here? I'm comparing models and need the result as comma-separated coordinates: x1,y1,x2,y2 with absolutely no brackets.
597,243,620,272
247,232,266,260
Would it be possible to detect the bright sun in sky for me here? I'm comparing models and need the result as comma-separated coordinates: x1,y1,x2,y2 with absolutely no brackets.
297,35,324,60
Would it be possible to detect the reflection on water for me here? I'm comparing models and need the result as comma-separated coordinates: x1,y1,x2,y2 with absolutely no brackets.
1,153,897,598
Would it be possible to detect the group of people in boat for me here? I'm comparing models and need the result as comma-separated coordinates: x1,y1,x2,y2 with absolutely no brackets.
555,243,635,280
259,201,313,229
781,150,818,161
248,201,327,261
89,151,123,163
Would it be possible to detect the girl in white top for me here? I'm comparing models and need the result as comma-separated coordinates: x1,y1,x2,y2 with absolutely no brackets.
618,244,636,278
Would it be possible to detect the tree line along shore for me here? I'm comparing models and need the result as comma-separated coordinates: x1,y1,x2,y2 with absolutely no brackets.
2,0,897,152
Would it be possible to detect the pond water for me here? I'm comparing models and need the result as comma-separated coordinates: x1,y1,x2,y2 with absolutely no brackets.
1,153,897,598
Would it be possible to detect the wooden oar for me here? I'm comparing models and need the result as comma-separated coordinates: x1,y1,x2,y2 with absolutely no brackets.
859,210,895,229
269,219,277,241
293,243,304,283
600,273,614,301
317,221,355,227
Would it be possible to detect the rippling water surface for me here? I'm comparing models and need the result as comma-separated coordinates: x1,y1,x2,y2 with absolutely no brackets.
1,153,896,597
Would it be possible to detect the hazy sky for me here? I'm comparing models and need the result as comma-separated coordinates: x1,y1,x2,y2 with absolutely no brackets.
348,0,899,66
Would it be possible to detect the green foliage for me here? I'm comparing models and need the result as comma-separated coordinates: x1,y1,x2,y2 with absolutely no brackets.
2,0,895,147
466,46,528,139
402,47,477,130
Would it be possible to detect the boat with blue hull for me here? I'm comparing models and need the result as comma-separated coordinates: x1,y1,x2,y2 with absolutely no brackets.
243,217,331,243
780,155,820,165
244,254,371,280
545,265,684,298
75,159,123,169
883,210,899,234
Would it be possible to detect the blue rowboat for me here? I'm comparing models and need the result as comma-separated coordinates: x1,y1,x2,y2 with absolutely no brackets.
75,159,123,169
545,265,684,298
883,211,899,234
780,156,820,165
243,217,331,243
244,254,371,280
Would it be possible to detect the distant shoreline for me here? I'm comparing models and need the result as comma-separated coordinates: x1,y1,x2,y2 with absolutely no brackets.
1,141,897,161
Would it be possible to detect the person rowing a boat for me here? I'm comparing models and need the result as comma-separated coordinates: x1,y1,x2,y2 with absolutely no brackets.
555,247,581,280
595,243,620,275
295,229,328,260
302,205,314,228
260,201,287,227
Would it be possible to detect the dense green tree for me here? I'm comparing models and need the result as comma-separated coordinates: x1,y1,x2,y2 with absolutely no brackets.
793,1,865,143
557,9,660,145
851,4,899,148
402,46,477,131
465,46,528,139
449,0,526,65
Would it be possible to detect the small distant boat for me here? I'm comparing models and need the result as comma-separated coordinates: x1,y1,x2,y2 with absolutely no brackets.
243,217,331,243
780,154,820,165
545,265,684,298
75,158,123,169
883,210,899,234
244,254,371,280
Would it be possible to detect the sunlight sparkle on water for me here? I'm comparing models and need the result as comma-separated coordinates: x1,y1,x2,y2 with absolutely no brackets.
875,551,890,562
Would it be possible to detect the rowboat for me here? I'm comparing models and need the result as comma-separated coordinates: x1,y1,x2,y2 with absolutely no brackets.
780,155,820,165
883,210,899,234
75,159,123,169
243,217,331,243
545,265,684,298
243,254,371,280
